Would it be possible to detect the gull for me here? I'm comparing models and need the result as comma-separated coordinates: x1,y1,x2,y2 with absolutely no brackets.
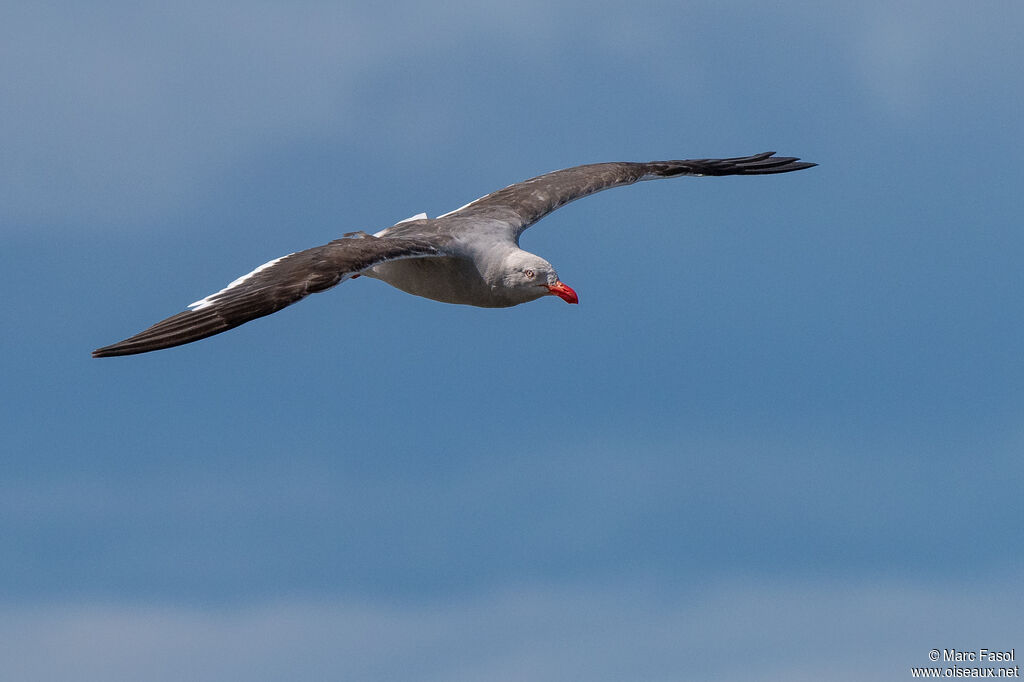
92,151,815,357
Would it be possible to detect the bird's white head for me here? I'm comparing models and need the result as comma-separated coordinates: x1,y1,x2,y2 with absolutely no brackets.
500,251,578,305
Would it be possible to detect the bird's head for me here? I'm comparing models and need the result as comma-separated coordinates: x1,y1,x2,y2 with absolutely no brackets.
500,251,578,305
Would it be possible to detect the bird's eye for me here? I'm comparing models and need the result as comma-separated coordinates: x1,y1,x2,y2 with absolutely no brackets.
524,268,535,279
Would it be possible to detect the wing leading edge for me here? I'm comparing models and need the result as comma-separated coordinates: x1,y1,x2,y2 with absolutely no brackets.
92,235,445,357
440,152,815,235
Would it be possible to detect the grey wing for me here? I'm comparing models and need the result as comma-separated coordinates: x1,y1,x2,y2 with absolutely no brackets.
440,152,816,237
92,234,447,357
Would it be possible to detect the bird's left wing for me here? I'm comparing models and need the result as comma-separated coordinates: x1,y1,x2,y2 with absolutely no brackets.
92,234,446,357
438,152,815,237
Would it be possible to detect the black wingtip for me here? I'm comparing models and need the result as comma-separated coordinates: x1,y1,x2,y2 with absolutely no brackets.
90,306,235,357
731,152,817,174
654,152,817,178
92,340,164,358
92,343,138,358
92,341,127,358
759,160,817,173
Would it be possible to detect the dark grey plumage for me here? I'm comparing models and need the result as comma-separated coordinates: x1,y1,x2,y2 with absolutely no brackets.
440,152,815,235
92,236,443,357
93,152,815,357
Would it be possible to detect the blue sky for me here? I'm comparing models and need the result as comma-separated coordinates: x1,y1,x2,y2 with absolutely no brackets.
4,1,1023,680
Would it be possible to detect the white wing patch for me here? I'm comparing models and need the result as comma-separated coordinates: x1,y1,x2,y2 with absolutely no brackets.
437,182,516,218
396,212,428,224
187,254,291,310
437,198,483,218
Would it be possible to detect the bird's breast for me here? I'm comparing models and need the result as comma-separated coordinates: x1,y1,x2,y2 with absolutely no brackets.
366,256,516,308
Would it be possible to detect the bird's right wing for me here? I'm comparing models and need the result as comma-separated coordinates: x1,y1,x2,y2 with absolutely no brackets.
438,152,816,238
92,234,447,357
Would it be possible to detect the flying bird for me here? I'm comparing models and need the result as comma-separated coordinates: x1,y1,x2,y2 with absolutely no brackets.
92,151,815,357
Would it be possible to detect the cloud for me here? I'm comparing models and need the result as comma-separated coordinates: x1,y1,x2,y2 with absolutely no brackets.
4,576,1021,681
2,4,372,227
3,1,693,230
847,2,1024,119
6,1,1022,231
0,3,537,227
5,421,1022,603
0,1,825,230
0,1,994,230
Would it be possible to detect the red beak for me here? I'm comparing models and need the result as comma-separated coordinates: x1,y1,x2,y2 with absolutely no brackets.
546,281,579,304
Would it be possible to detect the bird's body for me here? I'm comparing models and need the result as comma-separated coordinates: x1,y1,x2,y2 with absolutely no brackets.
362,217,518,307
93,152,815,357
365,251,521,308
